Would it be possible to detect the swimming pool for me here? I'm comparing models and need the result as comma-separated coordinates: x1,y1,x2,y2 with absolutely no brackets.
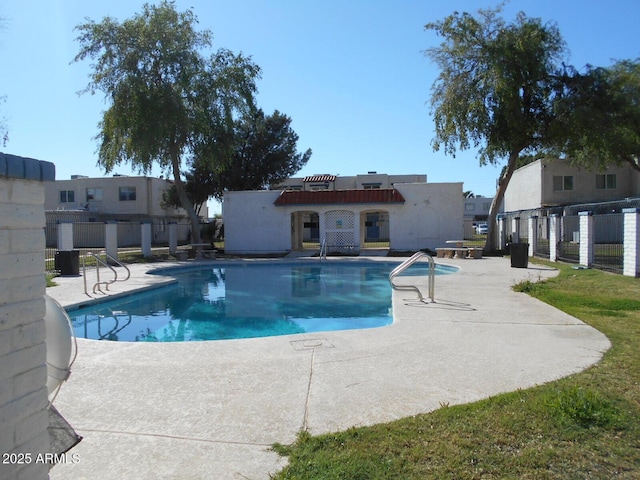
68,261,457,342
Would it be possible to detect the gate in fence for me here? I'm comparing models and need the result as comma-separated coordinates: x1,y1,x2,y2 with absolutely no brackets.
557,215,580,264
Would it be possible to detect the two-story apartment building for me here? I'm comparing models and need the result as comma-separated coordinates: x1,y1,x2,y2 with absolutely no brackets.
44,175,209,248
504,158,640,212
44,175,208,220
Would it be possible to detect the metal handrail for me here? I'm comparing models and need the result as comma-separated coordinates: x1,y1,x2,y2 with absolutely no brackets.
83,252,118,295
320,237,327,262
388,251,435,302
82,251,130,295
103,251,131,282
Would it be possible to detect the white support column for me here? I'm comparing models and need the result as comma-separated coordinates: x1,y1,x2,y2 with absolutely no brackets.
528,216,538,257
57,221,74,251
168,222,178,255
623,208,640,277
353,209,361,251
512,217,520,243
549,214,561,262
105,222,118,261
141,222,152,258
497,215,506,250
1,157,56,480
579,211,594,268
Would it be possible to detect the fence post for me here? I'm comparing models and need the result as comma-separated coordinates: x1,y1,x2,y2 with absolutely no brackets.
549,214,561,262
105,222,118,261
623,208,640,277
579,211,594,268
496,214,506,250
168,221,178,255
528,216,538,257
141,222,152,258
57,221,74,251
512,216,520,243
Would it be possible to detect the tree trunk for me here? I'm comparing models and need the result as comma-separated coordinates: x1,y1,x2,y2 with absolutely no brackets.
484,151,520,253
624,156,640,174
170,150,202,245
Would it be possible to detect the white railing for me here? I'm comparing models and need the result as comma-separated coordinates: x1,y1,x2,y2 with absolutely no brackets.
388,251,435,302
82,251,131,295
319,237,327,262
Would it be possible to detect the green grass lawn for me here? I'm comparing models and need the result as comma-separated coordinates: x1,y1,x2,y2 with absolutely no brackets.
271,262,640,479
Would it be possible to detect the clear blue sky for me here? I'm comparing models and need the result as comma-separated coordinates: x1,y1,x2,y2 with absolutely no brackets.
1,0,639,214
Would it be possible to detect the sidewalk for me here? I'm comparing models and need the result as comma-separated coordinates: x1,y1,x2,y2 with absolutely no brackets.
48,256,610,480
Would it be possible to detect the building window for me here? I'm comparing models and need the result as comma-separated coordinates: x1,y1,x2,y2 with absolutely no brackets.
595,174,617,190
119,186,137,201
553,175,573,191
362,183,381,189
483,203,491,211
59,190,75,203
465,203,476,211
86,187,103,201
309,184,329,191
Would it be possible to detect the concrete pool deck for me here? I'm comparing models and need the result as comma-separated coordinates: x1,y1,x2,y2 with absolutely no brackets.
47,256,610,480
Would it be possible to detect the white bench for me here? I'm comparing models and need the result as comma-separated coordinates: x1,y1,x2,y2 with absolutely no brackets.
436,247,468,259
189,243,210,259
201,249,216,260
174,251,188,261
436,247,484,259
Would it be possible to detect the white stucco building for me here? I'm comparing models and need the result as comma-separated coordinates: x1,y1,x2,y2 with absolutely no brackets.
223,173,463,254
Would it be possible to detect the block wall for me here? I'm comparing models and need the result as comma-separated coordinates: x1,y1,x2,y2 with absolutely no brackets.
579,211,594,268
0,153,55,480
623,208,640,277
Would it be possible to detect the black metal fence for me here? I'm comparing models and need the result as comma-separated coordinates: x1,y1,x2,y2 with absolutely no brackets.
500,197,640,275
535,215,550,259
592,213,624,274
558,215,580,264
44,216,207,273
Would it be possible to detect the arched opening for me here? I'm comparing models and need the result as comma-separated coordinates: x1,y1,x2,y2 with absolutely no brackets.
361,210,390,249
290,211,320,250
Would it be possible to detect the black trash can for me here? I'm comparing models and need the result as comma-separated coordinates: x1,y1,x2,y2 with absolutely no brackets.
510,243,529,268
55,250,80,276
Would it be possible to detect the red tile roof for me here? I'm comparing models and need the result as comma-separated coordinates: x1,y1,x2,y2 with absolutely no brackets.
274,189,405,206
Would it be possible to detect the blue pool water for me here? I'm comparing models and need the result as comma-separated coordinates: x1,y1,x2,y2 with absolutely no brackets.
68,262,457,342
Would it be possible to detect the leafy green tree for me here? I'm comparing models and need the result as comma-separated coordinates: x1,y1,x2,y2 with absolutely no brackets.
161,166,213,216
553,59,640,173
208,108,311,199
73,1,260,243
163,108,311,207
425,6,566,251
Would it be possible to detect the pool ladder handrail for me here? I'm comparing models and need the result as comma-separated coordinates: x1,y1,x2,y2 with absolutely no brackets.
388,251,435,303
319,237,327,262
82,251,131,295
